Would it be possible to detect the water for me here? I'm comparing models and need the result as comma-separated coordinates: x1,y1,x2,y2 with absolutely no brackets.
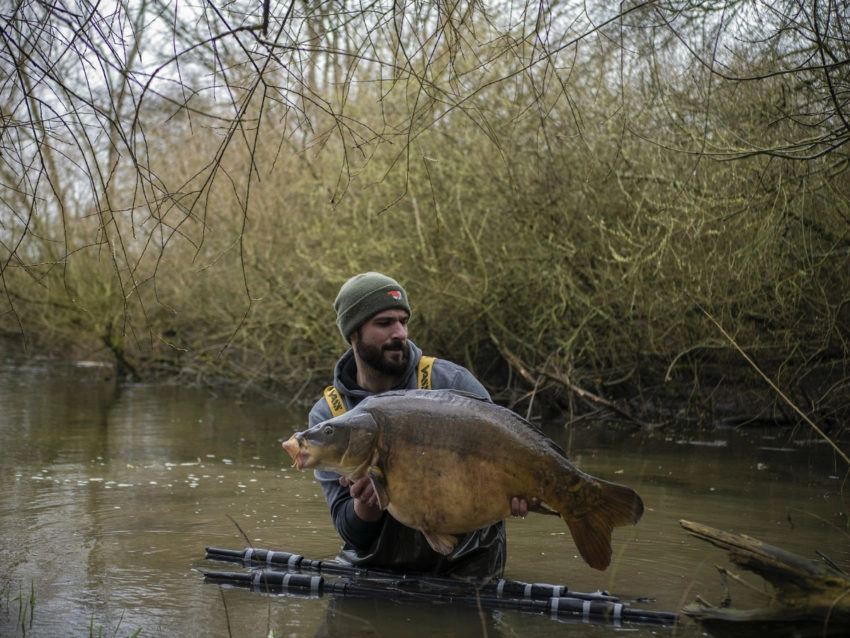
0,357,847,637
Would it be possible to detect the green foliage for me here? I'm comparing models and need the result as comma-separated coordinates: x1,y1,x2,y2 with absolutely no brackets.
0,581,35,637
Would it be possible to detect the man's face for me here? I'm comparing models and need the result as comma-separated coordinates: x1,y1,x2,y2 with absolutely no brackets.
351,309,410,376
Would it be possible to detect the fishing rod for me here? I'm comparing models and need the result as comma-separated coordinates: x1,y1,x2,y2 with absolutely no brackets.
203,568,678,627
205,546,617,602
204,547,678,626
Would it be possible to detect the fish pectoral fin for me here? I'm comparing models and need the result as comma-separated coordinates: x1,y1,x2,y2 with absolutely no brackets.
422,531,458,556
367,466,389,510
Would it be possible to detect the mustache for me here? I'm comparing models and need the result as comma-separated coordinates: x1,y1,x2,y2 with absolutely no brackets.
383,339,406,351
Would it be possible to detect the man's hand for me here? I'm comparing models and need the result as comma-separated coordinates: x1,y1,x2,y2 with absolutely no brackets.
340,476,383,522
511,496,540,518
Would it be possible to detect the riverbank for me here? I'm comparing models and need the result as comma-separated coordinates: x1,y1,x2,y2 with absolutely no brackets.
2,333,845,439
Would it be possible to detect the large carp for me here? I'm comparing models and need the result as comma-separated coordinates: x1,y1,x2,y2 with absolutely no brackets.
282,389,643,570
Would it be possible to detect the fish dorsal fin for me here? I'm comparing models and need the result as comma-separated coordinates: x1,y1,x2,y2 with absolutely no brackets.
541,434,569,459
375,389,571,460
447,389,572,459
445,389,490,401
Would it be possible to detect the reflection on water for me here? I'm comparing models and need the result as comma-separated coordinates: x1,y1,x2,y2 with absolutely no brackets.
0,356,847,637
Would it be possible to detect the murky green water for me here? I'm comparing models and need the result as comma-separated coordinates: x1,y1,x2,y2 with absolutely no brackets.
0,356,847,637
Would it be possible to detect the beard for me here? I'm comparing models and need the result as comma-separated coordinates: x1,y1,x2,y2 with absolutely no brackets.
354,337,409,377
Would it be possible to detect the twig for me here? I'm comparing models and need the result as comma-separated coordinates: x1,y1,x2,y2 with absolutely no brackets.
217,586,233,638
548,368,665,430
490,333,665,429
697,304,850,466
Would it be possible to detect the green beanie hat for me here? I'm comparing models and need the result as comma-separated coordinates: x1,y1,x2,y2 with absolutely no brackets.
334,272,412,340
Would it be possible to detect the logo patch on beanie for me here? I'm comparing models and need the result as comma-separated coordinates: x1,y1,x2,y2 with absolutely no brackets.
387,290,404,300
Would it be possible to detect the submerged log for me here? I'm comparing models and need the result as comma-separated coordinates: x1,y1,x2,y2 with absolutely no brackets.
680,519,850,637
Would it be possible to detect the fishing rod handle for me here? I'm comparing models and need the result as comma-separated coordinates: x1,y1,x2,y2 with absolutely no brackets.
250,571,323,596
204,569,323,596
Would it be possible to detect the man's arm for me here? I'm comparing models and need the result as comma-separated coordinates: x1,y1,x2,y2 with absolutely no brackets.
315,469,384,549
309,400,384,549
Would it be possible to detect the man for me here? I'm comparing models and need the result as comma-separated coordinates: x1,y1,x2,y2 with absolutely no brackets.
308,272,532,579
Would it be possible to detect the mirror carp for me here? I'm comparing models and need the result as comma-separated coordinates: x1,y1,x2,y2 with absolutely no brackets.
282,389,643,570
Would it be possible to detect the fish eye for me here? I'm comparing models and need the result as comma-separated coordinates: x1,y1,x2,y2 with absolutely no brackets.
322,425,333,437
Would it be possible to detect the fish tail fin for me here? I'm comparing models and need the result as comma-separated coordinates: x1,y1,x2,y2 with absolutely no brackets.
564,481,644,571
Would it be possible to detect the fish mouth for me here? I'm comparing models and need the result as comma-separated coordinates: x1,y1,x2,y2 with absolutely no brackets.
282,435,309,470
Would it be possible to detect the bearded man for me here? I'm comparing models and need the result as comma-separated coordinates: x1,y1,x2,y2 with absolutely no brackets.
308,272,532,578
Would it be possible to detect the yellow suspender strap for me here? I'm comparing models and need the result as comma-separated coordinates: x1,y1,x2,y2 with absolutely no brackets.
417,356,435,390
324,356,436,416
323,385,347,417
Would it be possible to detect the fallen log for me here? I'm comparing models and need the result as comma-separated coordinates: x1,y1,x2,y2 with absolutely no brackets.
680,519,850,637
